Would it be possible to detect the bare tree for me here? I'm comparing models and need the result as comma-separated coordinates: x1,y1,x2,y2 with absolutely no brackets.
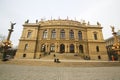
0,34,6,41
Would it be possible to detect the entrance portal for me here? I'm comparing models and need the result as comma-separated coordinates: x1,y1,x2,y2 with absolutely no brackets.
70,44,74,53
79,45,84,53
60,44,65,53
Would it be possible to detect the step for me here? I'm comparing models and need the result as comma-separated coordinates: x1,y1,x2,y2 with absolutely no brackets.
41,53,84,60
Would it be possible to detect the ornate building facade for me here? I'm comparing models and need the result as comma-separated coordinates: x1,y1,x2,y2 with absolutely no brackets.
16,19,108,60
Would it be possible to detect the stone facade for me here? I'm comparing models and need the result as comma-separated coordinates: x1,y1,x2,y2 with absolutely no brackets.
16,19,108,60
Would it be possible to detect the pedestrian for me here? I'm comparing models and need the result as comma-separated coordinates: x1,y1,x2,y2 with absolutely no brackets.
53,54,56,62
39,54,41,59
48,52,51,55
53,54,56,57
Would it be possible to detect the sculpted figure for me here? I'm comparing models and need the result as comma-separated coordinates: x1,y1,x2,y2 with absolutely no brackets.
88,21,90,25
25,19,29,23
10,22,16,29
97,22,100,25
36,19,38,23
110,26,115,33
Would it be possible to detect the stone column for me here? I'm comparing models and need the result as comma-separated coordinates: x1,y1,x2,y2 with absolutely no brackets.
56,29,60,40
74,43,77,53
74,29,78,41
58,44,60,53
68,43,70,53
47,29,51,40
65,43,68,53
48,43,50,52
77,44,80,53
39,30,43,40
45,43,48,52
65,29,69,40
55,42,58,53
21,28,26,39
39,44,42,52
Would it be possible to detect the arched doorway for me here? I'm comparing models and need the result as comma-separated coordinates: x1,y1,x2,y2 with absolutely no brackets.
60,44,65,53
50,44,55,52
70,44,74,53
79,45,84,53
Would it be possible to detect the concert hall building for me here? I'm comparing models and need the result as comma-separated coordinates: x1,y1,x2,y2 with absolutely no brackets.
16,19,108,60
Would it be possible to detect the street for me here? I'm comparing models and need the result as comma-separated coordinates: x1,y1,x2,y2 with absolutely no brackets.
0,64,120,80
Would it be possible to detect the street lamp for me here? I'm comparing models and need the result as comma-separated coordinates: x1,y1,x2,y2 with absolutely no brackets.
111,26,120,61
2,22,16,61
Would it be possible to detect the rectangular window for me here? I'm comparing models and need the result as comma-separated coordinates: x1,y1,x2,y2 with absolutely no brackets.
43,30,48,39
51,33,56,38
50,46,55,52
27,32,32,38
23,54,26,57
60,33,65,39
96,46,99,52
94,34,98,40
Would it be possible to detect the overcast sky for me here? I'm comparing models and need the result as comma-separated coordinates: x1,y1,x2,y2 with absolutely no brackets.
0,0,120,46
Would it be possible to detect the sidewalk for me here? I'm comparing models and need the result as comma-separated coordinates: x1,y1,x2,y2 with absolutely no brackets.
14,59,119,62
1,59,120,67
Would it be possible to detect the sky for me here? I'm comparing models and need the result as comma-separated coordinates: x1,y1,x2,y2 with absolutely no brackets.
0,0,120,46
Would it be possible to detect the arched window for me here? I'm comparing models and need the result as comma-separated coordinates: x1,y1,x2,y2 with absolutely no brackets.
51,29,56,38
96,46,99,52
24,44,28,51
60,29,65,39
98,55,101,59
78,31,82,40
69,30,74,39
43,30,48,38
50,44,55,52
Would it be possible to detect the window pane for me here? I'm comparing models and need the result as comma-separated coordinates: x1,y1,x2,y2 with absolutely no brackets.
43,30,48,38
24,44,28,51
78,31,82,40
50,44,55,52
51,29,56,38
27,32,32,38
94,34,97,40
60,29,65,39
70,30,74,39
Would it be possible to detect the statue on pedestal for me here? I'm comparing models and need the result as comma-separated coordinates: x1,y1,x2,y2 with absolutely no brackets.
10,22,16,29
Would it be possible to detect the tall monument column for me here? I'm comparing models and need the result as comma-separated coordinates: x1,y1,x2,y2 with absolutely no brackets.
111,26,120,61
2,22,16,61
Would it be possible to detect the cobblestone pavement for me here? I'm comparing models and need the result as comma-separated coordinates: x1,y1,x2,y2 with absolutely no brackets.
0,64,120,80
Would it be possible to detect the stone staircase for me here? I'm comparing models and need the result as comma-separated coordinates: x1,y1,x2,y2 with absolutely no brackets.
40,53,84,60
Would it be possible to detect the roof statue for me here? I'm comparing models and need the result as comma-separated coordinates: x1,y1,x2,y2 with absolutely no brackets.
67,16,69,20
10,22,16,29
87,21,90,25
97,21,101,26
25,19,29,23
36,19,38,23
51,16,52,20
110,26,115,33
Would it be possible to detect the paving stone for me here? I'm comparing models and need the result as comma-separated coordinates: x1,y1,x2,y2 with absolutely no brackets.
0,64,120,80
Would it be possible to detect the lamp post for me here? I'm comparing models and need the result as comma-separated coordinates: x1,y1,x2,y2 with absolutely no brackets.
111,26,120,61
2,22,16,61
